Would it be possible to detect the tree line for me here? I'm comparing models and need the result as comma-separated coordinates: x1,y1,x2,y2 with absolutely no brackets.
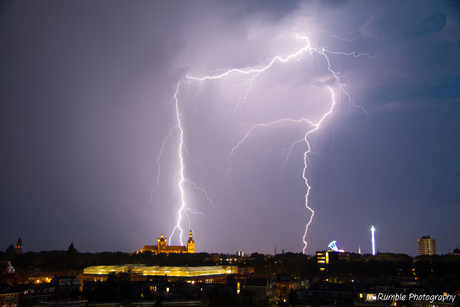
2,244,460,291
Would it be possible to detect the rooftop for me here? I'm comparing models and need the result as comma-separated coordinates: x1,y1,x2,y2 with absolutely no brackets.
83,265,236,277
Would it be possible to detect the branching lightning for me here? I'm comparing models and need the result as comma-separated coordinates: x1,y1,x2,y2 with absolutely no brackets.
169,85,216,245
146,84,213,246
148,34,375,253
169,84,187,244
145,120,178,218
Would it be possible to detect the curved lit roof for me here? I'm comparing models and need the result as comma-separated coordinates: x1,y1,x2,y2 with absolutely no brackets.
83,265,235,277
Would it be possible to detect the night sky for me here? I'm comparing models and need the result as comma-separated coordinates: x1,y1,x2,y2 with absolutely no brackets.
1,1,459,256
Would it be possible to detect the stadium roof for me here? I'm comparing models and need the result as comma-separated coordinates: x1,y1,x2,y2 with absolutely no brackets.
83,265,235,277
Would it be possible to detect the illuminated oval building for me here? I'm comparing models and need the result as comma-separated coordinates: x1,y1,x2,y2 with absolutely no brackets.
140,231,195,254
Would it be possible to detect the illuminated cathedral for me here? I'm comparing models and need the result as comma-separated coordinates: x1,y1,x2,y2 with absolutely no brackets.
141,230,195,254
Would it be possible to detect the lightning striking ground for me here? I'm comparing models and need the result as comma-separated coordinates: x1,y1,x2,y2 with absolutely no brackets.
169,84,187,245
149,34,374,253
146,84,213,246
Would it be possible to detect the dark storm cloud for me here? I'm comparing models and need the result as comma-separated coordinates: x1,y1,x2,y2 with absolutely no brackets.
1,0,459,255
224,0,302,22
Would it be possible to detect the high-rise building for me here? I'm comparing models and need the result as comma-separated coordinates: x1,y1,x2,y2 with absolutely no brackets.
418,235,436,255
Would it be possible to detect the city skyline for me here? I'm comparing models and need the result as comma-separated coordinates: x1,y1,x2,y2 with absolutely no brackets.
1,1,459,256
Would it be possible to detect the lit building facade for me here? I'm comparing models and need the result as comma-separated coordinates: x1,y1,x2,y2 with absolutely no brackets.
418,236,436,256
316,250,350,271
141,231,195,254
81,264,238,284
317,240,350,271
83,265,235,277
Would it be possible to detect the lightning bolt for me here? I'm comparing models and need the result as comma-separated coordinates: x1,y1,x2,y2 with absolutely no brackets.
149,34,375,253
227,88,336,253
169,84,215,245
185,35,374,254
145,119,178,221
169,84,187,245
147,83,213,246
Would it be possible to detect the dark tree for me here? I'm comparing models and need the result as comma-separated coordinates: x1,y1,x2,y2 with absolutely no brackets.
208,284,240,307
65,243,78,270
287,289,299,307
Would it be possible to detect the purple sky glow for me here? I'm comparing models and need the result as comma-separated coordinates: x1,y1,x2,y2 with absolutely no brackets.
1,0,459,256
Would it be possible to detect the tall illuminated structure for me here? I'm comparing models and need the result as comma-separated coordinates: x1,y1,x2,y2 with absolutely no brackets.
418,236,436,255
371,225,376,256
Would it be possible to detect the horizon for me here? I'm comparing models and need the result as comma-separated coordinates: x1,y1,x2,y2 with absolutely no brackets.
5,237,455,259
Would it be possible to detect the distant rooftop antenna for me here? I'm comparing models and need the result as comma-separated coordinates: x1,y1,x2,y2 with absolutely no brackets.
371,225,376,256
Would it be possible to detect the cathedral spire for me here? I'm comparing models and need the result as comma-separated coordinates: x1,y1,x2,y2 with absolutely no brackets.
187,230,195,253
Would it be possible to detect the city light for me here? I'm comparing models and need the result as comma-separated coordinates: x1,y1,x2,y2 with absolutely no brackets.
371,225,376,256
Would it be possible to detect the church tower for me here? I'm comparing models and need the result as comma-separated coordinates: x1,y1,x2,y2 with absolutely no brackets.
16,238,22,255
157,234,167,252
187,230,195,253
